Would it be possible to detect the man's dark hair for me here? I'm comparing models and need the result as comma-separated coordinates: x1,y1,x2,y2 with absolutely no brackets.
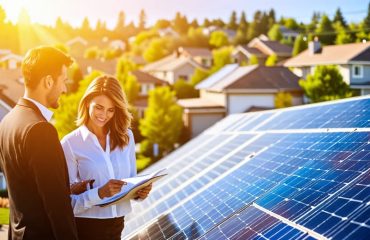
22,46,73,89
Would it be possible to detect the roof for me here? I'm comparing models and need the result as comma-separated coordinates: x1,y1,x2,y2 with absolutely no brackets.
0,69,24,106
179,47,212,58
279,26,299,35
248,38,292,56
0,53,23,62
74,57,117,75
132,70,168,84
196,64,239,89
198,64,301,92
233,45,267,57
177,98,225,109
142,54,205,72
284,42,370,67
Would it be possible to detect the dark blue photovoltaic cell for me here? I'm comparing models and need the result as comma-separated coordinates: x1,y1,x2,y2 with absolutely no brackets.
256,98,370,130
222,114,257,132
127,131,370,240
297,170,370,240
125,134,253,235
199,206,308,240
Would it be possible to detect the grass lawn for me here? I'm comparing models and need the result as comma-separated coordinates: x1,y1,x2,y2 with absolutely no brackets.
0,208,9,225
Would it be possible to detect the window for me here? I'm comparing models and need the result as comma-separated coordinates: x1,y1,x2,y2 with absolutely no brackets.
178,75,188,81
352,65,363,78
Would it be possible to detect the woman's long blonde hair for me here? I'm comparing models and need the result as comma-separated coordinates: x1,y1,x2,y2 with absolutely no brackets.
77,75,132,150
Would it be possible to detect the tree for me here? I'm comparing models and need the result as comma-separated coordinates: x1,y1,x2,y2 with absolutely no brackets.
233,29,248,45
299,65,353,103
274,92,292,108
333,8,347,28
84,46,99,59
268,9,276,29
173,79,199,99
143,37,172,62
189,19,199,29
228,11,238,30
186,27,209,47
122,74,140,105
67,62,83,93
115,11,125,32
0,5,6,24
139,9,146,30
249,54,259,65
284,18,299,30
209,31,229,48
139,86,183,159
268,24,283,41
265,54,278,66
316,14,335,45
239,11,248,32
292,35,307,56
155,19,171,29
334,22,352,44
53,43,69,54
173,12,189,35
211,46,233,72
364,3,370,34
190,68,210,86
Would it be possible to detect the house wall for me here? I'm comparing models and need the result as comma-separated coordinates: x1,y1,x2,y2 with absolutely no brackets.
174,64,196,83
153,71,174,84
200,90,226,106
190,113,225,137
227,94,274,114
338,65,350,84
349,64,370,84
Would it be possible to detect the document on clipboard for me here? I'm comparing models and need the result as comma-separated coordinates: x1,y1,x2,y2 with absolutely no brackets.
96,168,168,207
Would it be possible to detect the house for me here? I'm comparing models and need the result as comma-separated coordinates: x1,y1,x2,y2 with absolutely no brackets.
177,47,213,68
232,35,293,65
132,70,168,118
75,57,118,76
0,68,24,107
142,52,206,84
279,26,299,43
203,26,237,41
178,64,303,138
284,40,370,95
66,36,125,58
158,27,180,38
0,50,23,70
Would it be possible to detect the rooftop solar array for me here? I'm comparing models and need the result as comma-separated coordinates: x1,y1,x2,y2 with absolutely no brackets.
123,96,370,240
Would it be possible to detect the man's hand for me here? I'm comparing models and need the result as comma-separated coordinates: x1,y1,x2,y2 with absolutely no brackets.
70,179,94,195
135,183,152,200
98,179,126,199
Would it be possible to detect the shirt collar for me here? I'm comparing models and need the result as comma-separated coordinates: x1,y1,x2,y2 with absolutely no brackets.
80,125,111,142
23,97,53,122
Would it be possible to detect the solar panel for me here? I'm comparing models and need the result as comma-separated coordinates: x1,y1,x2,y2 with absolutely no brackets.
124,96,370,240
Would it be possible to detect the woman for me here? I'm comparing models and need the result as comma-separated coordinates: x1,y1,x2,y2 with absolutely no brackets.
61,75,151,240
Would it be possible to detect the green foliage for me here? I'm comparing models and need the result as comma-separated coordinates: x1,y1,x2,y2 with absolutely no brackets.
268,24,282,41
0,208,9,225
139,87,183,159
139,9,146,30
84,46,99,59
239,11,248,32
173,12,189,34
136,156,152,172
249,54,259,65
123,73,140,104
173,79,199,99
186,27,209,47
209,31,229,48
232,29,248,45
274,92,293,108
284,18,299,30
334,22,353,44
0,5,6,24
265,54,278,66
292,35,308,56
211,46,233,72
67,62,83,93
299,65,353,103
333,8,347,28
102,48,123,60
134,30,159,46
228,11,238,30
143,37,174,62
190,68,210,86
155,19,171,29
364,3,370,34
316,14,335,45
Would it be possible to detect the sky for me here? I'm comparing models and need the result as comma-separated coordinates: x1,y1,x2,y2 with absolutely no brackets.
0,0,369,29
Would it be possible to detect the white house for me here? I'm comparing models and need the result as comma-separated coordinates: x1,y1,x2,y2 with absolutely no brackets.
284,40,370,95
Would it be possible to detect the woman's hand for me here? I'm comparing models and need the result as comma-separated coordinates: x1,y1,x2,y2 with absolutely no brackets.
70,179,94,195
98,179,126,199
135,183,152,200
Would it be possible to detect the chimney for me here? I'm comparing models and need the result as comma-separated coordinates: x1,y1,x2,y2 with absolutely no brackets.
308,37,321,55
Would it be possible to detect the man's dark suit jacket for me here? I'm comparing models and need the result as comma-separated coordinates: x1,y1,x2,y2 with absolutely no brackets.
0,98,78,240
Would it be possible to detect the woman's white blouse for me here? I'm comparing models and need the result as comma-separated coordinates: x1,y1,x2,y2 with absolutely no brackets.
61,125,137,219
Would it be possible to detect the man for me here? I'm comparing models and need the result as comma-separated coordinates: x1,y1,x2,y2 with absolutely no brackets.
0,46,78,240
